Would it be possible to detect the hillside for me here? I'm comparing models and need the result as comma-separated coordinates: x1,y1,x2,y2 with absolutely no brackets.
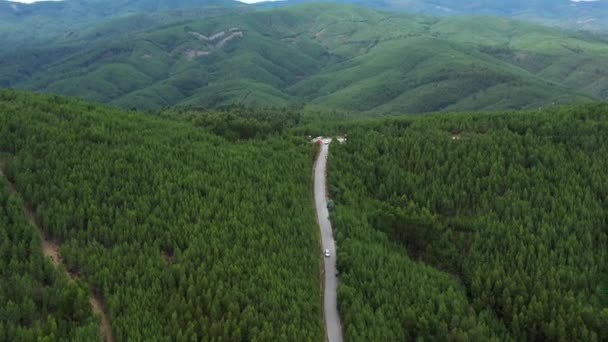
0,90,322,340
1,3,607,114
267,0,608,32
0,0,247,51
1,88,607,340
0,169,101,340
325,105,608,340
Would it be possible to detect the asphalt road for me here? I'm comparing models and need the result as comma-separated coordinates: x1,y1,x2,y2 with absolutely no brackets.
314,143,343,342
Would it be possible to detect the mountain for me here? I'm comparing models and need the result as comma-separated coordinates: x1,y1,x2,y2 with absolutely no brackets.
0,0,248,51
262,0,608,32
2,3,607,114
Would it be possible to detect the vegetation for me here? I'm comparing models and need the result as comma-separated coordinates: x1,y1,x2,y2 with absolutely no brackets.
0,90,322,340
273,0,608,32
2,4,607,113
0,0,246,52
327,104,608,340
161,105,304,140
0,168,100,340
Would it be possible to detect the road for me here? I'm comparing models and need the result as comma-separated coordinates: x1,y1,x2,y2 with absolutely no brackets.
314,142,343,342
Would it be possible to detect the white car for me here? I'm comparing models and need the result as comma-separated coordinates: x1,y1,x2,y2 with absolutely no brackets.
324,249,331,257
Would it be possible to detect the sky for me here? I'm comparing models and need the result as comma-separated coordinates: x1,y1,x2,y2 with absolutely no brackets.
5,0,602,4
8,0,63,3
8,0,281,3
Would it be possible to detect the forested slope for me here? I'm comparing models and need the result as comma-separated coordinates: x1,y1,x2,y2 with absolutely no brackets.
0,168,100,340
2,4,607,113
272,0,608,32
0,90,322,340
0,0,245,51
327,105,608,340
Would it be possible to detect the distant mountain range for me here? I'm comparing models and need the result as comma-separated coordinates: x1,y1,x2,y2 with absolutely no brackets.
261,0,608,32
2,3,606,114
0,0,249,51
2,0,606,52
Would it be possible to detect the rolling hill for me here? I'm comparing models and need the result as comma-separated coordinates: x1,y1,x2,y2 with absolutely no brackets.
265,0,608,32
2,3,608,113
0,0,248,51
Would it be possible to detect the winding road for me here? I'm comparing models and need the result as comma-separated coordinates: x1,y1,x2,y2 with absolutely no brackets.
314,142,343,342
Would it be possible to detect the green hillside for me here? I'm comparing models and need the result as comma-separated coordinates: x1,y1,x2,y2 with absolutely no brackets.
0,172,101,340
1,88,607,340
326,105,608,340
0,90,322,340
272,0,608,32
0,0,246,51
2,3,607,114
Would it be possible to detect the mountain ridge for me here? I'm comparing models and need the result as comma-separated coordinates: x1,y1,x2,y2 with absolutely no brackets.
2,3,606,114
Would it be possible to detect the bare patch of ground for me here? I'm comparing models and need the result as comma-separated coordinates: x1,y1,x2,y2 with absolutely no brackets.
90,296,114,342
184,49,210,61
191,31,226,42
315,28,327,40
41,238,62,266
184,29,244,60
215,31,243,48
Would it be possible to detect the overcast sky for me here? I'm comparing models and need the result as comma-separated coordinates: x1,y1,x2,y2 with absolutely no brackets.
6,0,602,4
8,0,62,3
8,0,280,3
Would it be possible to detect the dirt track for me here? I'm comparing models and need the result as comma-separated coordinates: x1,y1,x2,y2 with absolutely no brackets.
0,162,114,342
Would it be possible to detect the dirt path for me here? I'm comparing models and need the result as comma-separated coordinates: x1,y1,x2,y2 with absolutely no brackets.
0,162,114,342
90,297,114,342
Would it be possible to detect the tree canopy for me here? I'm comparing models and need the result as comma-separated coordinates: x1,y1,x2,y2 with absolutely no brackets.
328,104,608,340
0,90,322,340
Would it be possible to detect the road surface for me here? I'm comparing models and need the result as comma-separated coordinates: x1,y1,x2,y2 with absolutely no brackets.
314,143,343,342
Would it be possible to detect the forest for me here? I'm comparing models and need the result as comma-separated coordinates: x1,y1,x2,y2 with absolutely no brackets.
0,90,322,340
327,104,608,340
0,164,100,340
161,104,304,140
3,3,607,114
1,87,607,341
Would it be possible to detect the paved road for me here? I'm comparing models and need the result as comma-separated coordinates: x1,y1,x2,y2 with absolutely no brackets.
314,143,343,342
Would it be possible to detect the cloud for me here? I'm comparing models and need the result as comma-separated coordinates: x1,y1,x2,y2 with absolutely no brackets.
237,0,284,3
7,0,63,3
